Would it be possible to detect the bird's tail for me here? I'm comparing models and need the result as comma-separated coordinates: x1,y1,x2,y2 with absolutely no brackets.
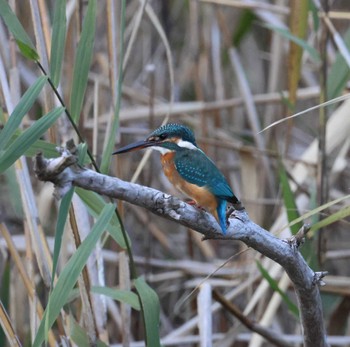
215,197,245,234
216,200,228,234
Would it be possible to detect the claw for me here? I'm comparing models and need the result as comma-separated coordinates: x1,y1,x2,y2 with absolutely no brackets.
185,199,205,211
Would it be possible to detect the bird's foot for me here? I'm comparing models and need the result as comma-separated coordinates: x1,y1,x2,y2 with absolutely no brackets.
185,199,206,211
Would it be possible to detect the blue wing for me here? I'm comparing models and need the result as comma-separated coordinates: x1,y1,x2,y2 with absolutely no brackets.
174,148,237,202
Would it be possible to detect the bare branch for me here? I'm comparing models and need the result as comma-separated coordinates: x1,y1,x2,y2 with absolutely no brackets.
33,144,329,347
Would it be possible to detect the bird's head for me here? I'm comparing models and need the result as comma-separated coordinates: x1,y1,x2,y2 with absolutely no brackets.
113,124,198,155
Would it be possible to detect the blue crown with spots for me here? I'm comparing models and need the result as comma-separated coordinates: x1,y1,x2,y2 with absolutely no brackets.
149,124,197,146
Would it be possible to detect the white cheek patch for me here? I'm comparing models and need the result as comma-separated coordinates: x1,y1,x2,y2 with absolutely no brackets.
176,140,197,150
152,146,173,154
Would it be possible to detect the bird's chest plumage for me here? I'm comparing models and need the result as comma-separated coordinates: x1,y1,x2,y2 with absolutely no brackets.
160,152,182,188
160,152,218,215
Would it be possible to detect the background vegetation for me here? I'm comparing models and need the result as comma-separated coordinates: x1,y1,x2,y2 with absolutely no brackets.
0,0,349,346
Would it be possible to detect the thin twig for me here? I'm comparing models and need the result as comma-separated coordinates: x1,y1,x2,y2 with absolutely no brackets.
213,289,294,347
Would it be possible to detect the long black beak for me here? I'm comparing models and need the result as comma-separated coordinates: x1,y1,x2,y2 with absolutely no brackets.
112,139,155,155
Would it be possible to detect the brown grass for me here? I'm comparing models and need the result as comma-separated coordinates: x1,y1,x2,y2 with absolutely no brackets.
0,1,350,346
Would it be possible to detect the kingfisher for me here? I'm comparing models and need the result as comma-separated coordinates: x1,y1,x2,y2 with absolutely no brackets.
113,124,242,233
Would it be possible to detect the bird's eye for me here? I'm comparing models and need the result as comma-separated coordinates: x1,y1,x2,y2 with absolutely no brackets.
148,133,168,142
159,133,167,140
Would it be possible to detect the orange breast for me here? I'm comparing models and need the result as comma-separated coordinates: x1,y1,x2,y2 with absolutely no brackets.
160,153,219,220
